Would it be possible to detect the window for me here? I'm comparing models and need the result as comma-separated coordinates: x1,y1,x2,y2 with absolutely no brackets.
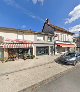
18,35,23,40
36,47,49,56
47,36,52,42
37,35,44,41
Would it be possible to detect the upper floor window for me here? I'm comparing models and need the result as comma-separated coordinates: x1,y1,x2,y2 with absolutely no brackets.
37,35,45,41
47,36,52,42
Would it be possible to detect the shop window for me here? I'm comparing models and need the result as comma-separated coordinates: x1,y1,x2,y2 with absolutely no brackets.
36,47,49,56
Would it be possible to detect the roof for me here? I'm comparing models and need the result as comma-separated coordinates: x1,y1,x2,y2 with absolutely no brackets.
0,27,54,36
34,32,54,36
43,19,74,35
0,27,32,32
47,23,74,35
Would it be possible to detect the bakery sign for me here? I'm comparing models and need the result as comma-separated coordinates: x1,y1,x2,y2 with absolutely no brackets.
0,36,4,43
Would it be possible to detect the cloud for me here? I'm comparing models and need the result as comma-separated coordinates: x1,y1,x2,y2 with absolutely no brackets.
4,0,44,22
69,24,80,32
65,4,80,24
69,25,80,37
32,0,44,5
75,33,79,37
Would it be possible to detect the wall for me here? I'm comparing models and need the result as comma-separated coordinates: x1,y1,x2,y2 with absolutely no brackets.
34,34,54,43
24,34,35,41
0,29,35,41
0,30,17,40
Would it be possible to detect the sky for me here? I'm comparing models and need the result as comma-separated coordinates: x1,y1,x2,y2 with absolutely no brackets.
0,0,80,36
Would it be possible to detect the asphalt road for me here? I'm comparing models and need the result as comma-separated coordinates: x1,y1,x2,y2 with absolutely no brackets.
33,66,80,92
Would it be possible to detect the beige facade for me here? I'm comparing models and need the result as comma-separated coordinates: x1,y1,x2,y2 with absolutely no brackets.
0,28,54,59
0,29,17,40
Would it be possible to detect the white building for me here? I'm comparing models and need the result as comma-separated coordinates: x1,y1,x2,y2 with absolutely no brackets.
0,27,54,60
42,19,76,54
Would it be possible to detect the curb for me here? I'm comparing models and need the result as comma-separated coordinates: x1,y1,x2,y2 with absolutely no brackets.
19,63,80,92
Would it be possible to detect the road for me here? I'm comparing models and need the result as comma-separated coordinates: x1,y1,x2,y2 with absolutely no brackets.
32,66,80,92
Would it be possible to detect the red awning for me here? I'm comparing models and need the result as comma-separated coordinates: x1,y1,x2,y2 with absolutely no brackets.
57,44,76,47
1,43,33,48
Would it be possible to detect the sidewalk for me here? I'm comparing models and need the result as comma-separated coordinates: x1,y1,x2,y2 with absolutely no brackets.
0,54,61,76
0,54,78,92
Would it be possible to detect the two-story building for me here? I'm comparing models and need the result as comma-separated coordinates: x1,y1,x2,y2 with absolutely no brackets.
42,19,76,54
0,27,54,60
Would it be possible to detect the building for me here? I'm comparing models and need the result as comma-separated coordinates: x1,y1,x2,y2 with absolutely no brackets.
42,19,76,54
0,27,54,61
74,36,80,52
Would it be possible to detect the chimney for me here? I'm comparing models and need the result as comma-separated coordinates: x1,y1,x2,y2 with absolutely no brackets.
45,18,50,24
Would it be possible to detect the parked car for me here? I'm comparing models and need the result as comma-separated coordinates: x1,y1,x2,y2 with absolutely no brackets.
59,52,80,66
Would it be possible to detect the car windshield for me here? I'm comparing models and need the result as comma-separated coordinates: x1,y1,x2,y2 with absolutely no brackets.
66,53,75,57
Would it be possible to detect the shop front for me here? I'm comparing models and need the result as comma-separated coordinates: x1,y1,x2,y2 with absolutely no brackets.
8,48,33,60
36,46,49,56
56,44,76,53
1,40,33,61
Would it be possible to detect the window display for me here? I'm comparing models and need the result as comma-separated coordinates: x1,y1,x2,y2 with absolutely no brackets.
36,46,49,56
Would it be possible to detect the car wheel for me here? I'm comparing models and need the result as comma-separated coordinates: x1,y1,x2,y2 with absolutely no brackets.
73,61,77,66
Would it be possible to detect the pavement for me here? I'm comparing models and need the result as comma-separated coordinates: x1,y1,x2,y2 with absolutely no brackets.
0,54,61,76
32,65,80,92
0,54,79,92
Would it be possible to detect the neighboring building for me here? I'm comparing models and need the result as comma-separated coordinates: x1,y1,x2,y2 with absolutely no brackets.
74,36,80,52
42,19,76,54
0,27,54,60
